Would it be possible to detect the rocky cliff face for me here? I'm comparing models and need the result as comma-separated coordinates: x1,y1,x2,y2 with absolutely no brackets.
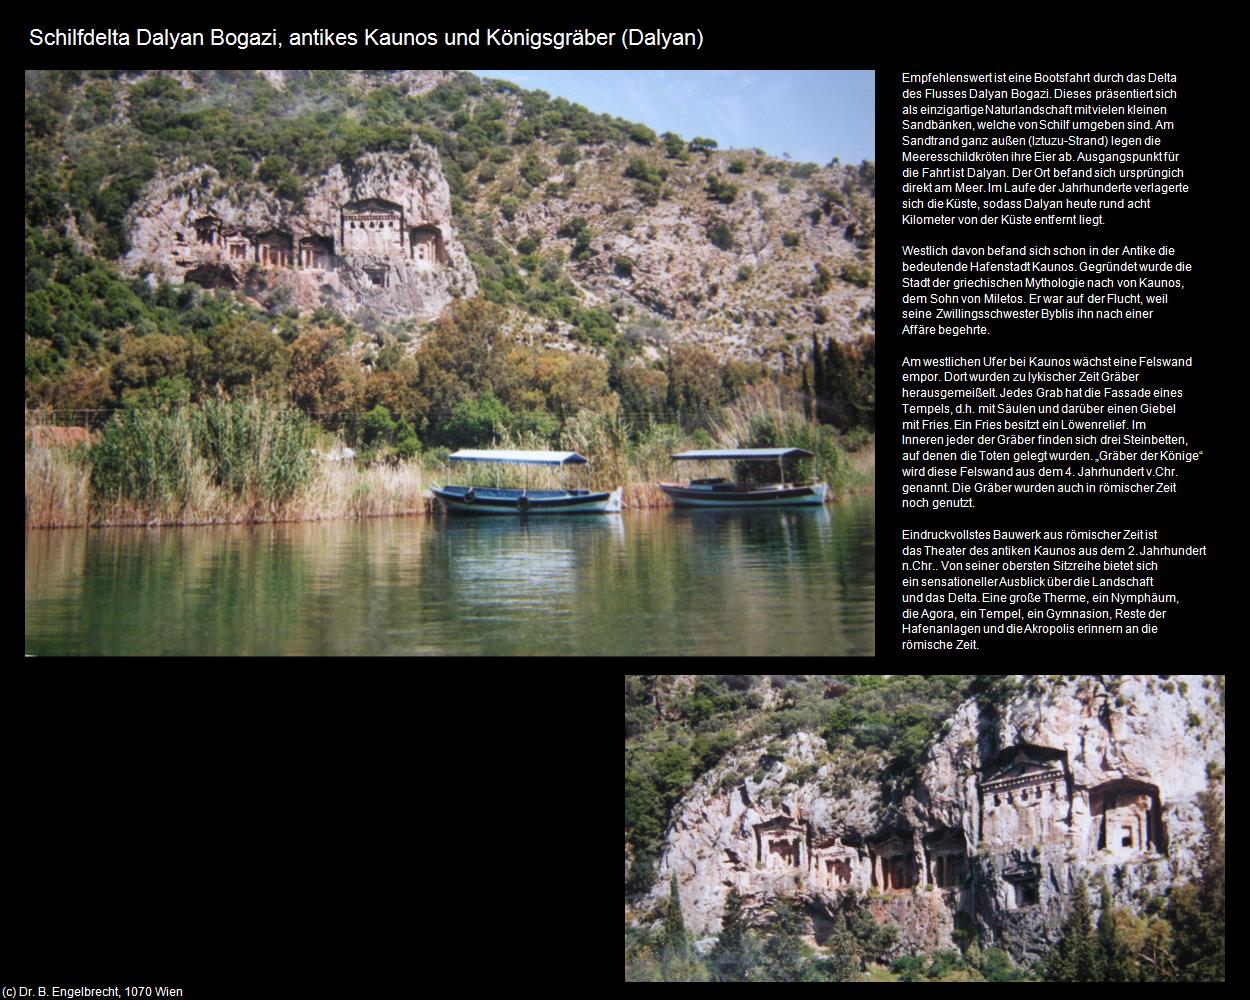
645,676,1224,962
122,150,477,321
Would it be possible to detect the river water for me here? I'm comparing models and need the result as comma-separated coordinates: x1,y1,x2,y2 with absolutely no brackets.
24,494,874,656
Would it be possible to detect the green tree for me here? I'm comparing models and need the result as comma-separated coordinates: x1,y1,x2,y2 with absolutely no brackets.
444,391,512,448
1046,874,1099,981
206,323,288,395
822,910,861,981
709,888,754,981
761,897,809,981
662,873,689,962
1169,774,1225,980
1097,877,1124,980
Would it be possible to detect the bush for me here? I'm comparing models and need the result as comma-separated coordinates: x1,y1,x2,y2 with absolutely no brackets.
706,220,735,251
782,231,801,248
840,261,873,288
444,391,512,447
519,154,547,187
705,175,738,204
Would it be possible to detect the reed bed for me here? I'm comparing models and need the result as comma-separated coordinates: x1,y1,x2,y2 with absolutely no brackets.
25,389,874,528
24,442,91,527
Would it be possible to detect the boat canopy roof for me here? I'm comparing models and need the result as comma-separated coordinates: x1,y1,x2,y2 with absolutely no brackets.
671,448,815,461
448,449,589,466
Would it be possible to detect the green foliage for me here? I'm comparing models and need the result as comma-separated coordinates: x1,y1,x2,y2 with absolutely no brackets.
444,391,512,448
680,677,745,725
728,158,748,174
890,955,927,981
628,122,657,146
1168,775,1225,980
89,397,313,510
705,175,738,204
781,231,801,248
661,132,689,160
821,911,862,981
761,898,813,982
851,907,898,964
519,154,547,187
198,396,315,503
709,889,756,981
688,136,718,154
690,730,737,772
1045,875,1101,982
662,874,689,962
979,947,1028,981
706,220,735,251
359,404,420,463
840,260,873,288
570,307,616,347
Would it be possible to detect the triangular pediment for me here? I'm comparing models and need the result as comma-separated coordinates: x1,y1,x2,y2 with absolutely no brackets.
984,745,1064,783
343,198,402,215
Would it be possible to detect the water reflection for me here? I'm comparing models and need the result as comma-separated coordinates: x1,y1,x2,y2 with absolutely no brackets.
25,495,874,656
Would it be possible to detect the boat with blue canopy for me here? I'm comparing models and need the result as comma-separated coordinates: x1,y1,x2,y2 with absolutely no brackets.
658,448,829,507
431,449,623,515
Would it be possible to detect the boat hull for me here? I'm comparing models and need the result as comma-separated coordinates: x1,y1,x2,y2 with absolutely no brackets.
659,481,828,507
432,485,622,515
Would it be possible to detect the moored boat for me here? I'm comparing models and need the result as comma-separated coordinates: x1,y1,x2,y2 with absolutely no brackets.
658,448,829,507
432,449,622,515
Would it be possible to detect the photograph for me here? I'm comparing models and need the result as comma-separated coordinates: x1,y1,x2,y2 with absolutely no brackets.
25,69,875,656
624,674,1226,982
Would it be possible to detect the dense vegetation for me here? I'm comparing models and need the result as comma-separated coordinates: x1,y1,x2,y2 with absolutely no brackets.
26,70,876,474
623,675,1225,983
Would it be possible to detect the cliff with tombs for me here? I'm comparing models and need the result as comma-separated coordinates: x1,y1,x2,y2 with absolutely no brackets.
121,150,477,321
641,676,1223,964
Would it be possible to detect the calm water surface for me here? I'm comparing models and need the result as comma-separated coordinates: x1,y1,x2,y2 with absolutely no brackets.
25,495,874,656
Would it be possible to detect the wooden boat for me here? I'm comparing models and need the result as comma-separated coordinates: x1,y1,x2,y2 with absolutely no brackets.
431,449,622,515
658,448,829,507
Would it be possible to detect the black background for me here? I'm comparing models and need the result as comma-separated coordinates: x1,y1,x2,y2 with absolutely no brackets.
20,15,1226,992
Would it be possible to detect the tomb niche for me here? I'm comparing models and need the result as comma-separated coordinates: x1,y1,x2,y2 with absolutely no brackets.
979,743,1069,846
812,837,859,891
185,263,238,290
753,815,809,872
924,828,968,889
340,199,406,257
409,225,446,269
364,265,389,289
1003,861,1041,908
300,235,335,271
256,230,294,269
193,213,222,247
871,834,916,891
1088,779,1165,858
225,231,252,262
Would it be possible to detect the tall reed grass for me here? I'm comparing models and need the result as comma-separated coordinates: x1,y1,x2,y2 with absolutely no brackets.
25,387,873,527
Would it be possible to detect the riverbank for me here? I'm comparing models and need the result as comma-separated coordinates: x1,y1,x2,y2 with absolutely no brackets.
24,389,875,528
25,446,874,527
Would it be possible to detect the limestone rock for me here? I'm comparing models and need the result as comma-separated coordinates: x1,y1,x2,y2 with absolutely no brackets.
121,150,477,321
641,675,1224,964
